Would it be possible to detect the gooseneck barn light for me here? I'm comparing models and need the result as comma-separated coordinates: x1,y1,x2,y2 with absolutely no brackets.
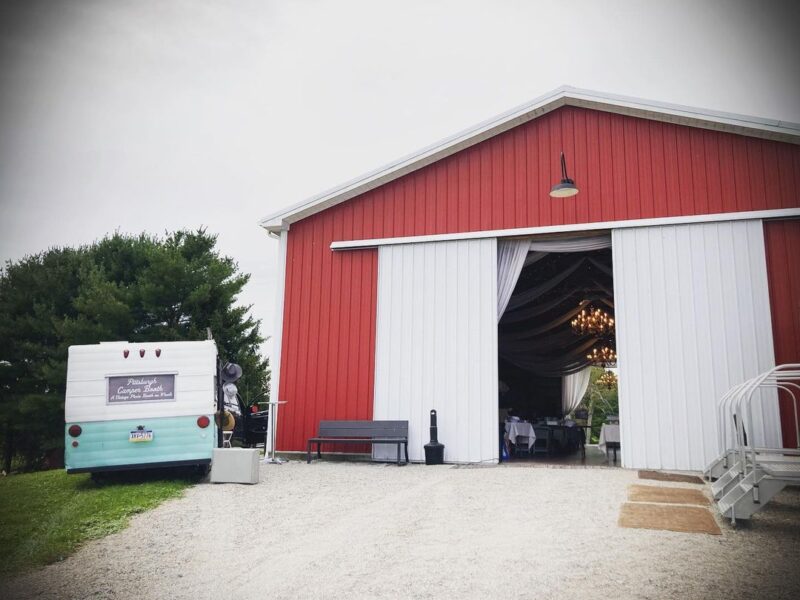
549,151,579,198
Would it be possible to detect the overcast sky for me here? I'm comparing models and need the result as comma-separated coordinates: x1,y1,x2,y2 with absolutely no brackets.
1,0,799,358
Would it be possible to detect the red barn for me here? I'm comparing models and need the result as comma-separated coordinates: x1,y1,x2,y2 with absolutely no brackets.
260,87,800,470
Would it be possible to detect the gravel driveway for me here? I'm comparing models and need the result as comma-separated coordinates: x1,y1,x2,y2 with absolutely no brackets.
2,461,799,600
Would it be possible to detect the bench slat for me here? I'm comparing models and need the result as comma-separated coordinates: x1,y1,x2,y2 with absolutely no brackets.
318,420,408,438
315,430,408,438
309,437,408,442
319,420,407,426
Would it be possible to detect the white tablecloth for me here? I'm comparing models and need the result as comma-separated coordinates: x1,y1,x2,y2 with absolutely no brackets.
505,422,536,449
598,424,620,455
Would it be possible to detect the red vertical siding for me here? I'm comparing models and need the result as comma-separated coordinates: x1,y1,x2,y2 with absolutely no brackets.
764,219,800,448
277,106,800,452
277,209,378,453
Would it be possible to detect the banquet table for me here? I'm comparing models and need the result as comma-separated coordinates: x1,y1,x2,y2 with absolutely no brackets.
505,422,536,449
598,423,621,461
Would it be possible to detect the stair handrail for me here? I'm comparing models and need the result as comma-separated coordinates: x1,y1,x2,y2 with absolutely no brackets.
732,371,776,473
735,365,800,476
716,381,749,458
764,365,800,447
756,373,800,446
757,379,800,448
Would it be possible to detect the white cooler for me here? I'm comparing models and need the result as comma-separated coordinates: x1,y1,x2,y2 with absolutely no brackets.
210,448,260,484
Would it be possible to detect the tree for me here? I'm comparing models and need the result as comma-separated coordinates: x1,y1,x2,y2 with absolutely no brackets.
0,230,269,472
579,367,619,444
0,246,88,472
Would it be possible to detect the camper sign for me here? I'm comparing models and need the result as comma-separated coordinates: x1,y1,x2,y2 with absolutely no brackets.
107,374,175,403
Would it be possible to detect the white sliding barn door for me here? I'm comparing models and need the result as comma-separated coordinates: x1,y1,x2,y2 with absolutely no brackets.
373,239,498,463
613,220,780,471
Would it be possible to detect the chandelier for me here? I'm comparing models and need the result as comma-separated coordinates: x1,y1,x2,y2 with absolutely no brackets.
597,369,618,389
587,345,617,366
571,306,614,336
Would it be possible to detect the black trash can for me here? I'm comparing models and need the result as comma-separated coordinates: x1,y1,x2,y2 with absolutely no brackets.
423,409,445,465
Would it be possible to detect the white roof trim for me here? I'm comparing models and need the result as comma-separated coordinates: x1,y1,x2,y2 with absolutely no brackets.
330,208,800,250
259,86,800,233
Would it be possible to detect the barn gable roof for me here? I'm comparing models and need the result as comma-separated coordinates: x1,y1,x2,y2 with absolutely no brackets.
259,85,800,233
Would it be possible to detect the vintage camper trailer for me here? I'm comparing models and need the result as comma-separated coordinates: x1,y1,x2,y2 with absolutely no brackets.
64,340,218,475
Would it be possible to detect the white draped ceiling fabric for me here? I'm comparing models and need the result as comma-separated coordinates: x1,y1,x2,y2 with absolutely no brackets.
528,236,612,253
496,235,613,390
497,236,611,321
562,366,593,415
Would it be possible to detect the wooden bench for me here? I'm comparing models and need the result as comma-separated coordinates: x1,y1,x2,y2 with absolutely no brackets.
307,420,409,465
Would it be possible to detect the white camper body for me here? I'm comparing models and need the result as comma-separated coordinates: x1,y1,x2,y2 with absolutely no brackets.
64,340,218,474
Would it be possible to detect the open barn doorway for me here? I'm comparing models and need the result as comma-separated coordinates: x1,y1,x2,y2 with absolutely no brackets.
497,233,620,466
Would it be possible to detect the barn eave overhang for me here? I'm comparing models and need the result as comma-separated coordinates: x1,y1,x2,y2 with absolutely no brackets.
258,85,800,234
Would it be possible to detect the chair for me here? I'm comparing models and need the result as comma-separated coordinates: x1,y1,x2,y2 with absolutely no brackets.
514,436,532,457
566,426,586,457
533,427,552,455
222,431,233,448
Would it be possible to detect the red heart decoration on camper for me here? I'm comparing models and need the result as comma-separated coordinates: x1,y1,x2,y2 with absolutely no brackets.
155,348,161,357
123,349,129,358
139,349,145,358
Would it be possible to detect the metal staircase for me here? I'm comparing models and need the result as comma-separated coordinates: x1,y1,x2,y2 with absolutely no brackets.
710,460,741,499
704,365,800,525
704,448,739,482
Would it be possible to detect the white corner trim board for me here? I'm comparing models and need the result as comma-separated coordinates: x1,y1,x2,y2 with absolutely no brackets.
330,208,800,250
265,229,288,453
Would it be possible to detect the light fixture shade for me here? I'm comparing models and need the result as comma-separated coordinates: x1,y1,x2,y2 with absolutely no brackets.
550,179,579,198
550,151,579,197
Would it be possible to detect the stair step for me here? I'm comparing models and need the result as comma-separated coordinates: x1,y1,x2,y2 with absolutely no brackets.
761,461,800,478
704,449,743,481
717,482,753,517
711,470,737,499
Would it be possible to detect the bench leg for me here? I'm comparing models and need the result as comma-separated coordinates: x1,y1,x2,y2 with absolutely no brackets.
404,442,409,464
307,441,312,464
317,442,321,459
396,443,401,465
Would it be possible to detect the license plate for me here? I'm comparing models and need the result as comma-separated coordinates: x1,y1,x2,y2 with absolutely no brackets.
129,430,154,443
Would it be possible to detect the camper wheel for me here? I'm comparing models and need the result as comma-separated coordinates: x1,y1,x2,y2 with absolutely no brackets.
197,464,210,478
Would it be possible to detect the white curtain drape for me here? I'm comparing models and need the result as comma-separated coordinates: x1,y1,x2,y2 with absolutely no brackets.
497,239,530,322
561,366,592,416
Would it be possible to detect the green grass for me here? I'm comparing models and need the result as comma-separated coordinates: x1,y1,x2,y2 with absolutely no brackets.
0,468,198,579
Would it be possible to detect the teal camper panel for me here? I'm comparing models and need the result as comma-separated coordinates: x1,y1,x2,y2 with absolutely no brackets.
65,415,215,472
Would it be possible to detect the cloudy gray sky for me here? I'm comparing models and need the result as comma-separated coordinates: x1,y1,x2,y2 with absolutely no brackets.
1,0,799,357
